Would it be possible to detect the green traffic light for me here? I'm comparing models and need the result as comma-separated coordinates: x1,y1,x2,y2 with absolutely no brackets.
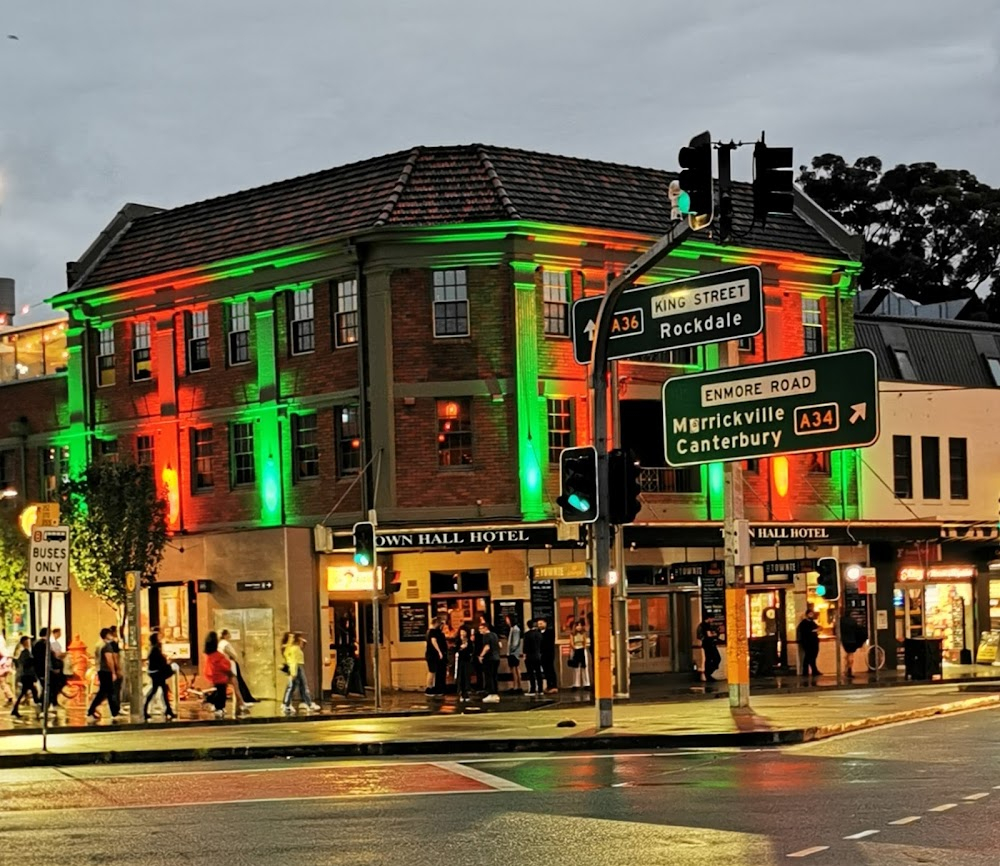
567,492,591,513
354,552,371,566
677,190,692,214
815,584,827,597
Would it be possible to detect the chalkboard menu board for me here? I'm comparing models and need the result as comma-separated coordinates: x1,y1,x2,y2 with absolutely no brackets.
530,579,555,626
492,599,525,637
398,603,429,642
699,562,727,644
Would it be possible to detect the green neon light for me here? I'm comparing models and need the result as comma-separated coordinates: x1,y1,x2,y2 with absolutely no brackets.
512,262,545,521
707,463,724,519
262,454,280,517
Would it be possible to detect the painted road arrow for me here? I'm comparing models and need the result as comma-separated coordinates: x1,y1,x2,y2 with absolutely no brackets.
571,266,763,365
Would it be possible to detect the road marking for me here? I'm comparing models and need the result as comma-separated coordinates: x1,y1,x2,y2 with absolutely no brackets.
431,761,528,791
787,846,829,858
929,803,957,812
843,830,879,840
964,792,989,800
888,816,921,825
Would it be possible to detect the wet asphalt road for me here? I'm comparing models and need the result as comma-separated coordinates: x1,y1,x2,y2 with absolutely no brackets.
2,706,999,866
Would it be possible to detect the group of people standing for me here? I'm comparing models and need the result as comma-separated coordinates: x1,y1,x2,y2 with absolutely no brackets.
5,627,69,719
425,614,571,702
797,607,869,679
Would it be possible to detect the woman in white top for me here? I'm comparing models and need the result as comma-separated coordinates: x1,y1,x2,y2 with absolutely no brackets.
218,629,256,711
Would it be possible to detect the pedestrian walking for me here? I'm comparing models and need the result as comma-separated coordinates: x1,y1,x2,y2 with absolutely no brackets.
48,628,67,708
86,628,121,723
454,626,474,702
202,631,233,718
32,628,58,711
478,621,501,703
537,617,558,693
569,620,591,690
697,615,722,682
10,636,39,719
522,619,543,696
424,617,448,697
281,632,321,715
504,614,523,694
219,629,256,710
796,608,821,677
107,624,123,708
143,633,176,721
839,612,868,679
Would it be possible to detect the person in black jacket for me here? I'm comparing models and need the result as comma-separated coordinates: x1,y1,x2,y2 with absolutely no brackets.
796,608,821,677
143,633,176,721
32,628,60,710
537,618,558,693
697,616,721,682
522,620,543,696
11,636,38,719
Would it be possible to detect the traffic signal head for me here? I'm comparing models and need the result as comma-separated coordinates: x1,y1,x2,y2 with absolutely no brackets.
557,446,599,524
815,556,840,601
352,521,376,567
752,140,794,226
677,130,714,229
608,448,642,525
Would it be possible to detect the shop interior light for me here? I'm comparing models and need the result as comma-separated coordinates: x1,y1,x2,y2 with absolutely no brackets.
845,564,862,581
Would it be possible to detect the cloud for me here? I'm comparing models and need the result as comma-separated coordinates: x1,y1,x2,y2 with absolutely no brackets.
1,0,997,321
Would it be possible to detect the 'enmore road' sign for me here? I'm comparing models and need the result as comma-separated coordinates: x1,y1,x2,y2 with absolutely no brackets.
663,349,879,466
571,266,763,364
28,525,71,592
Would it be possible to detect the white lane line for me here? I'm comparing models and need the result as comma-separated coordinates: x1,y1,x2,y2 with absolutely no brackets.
787,846,829,858
888,816,921,826
964,792,990,800
929,803,957,812
432,761,528,791
843,830,879,840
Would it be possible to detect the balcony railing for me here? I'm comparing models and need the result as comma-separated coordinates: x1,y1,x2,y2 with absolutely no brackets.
639,466,702,494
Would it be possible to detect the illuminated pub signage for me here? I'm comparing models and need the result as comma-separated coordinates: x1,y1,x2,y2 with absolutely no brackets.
333,526,585,552
898,565,977,582
717,524,834,543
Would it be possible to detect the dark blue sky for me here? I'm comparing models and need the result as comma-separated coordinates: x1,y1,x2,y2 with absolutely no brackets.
1,0,996,321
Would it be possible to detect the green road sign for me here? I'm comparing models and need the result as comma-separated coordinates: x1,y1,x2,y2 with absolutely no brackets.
662,349,879,466
571,266,762,365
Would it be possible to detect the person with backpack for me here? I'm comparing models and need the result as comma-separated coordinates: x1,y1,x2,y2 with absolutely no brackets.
10,636,38,719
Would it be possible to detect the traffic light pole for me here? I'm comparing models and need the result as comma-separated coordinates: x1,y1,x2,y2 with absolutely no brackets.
591,219,693,729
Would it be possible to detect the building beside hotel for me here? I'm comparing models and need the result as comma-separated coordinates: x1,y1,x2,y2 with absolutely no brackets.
4,145,994,697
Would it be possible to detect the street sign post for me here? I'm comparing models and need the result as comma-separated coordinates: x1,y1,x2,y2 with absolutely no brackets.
663,349,879,466
28,524,70,753
572,266,762,365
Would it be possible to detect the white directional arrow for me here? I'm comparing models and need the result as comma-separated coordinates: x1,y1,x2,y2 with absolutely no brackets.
849,403,867,424
584,319,596,342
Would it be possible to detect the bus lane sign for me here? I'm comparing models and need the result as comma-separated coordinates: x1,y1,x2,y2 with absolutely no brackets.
28,525,71,592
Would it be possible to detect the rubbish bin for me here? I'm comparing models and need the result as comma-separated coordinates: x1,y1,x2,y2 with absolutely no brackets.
904,638,943,680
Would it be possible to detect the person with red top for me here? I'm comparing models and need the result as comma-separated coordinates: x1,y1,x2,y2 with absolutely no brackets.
202,631,232,718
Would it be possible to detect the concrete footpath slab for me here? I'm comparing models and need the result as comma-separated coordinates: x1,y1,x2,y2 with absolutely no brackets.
0,684,996,769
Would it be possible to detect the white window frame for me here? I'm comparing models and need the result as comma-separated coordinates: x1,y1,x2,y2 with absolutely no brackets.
96,328,115,387
542,271,570,337
546,397,573,463
227,301,251,366
187,310,211,373
433,270,470,338
231,422,255,486
802,297,824,356
290,288,315,355
131,321,152,381
335,280,359,347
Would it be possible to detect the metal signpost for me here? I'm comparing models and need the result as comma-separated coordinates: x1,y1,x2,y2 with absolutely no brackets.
663,349,879,466
572,266,763,365
125,570,143,723
28,524,71,752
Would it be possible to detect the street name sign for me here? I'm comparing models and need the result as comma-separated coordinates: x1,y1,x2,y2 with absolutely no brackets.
571,266,763,364
28,524,71,592
663,349,879,466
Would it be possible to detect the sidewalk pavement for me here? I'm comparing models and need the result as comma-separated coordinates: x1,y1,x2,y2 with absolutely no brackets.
1,683,997,768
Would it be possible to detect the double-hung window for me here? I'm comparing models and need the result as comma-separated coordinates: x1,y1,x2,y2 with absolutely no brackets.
335,280,359,347
96,328,115,387
546,398,573,463
336,406,362,476
131,321,152,381
136,435,155,467
893,435,913,499
290,288,315,355
231,422,255,486
191,428,214,491
292,413,320,481
433,270,469,337
437,398,472,467
187,311,211,372
228,301,251,365
543,271,570,336
802,298,824,355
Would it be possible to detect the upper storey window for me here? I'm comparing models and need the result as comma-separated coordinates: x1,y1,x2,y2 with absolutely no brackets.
433,270,469,338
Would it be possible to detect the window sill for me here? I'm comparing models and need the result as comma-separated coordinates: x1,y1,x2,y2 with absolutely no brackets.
192,487,215,496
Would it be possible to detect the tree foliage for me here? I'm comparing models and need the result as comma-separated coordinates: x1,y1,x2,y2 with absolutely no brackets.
798,155,1000,309
60,461,168,609
0,511,28,624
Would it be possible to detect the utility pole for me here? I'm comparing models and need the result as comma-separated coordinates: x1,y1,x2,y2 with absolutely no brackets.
591,219,694,730
610,358,629,698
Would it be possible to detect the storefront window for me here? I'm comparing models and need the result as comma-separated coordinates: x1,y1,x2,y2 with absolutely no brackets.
158,585,190,660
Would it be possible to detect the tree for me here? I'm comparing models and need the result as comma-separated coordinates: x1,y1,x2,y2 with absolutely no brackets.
0,512,28,629
798,155,1000,310
60,461,168,615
